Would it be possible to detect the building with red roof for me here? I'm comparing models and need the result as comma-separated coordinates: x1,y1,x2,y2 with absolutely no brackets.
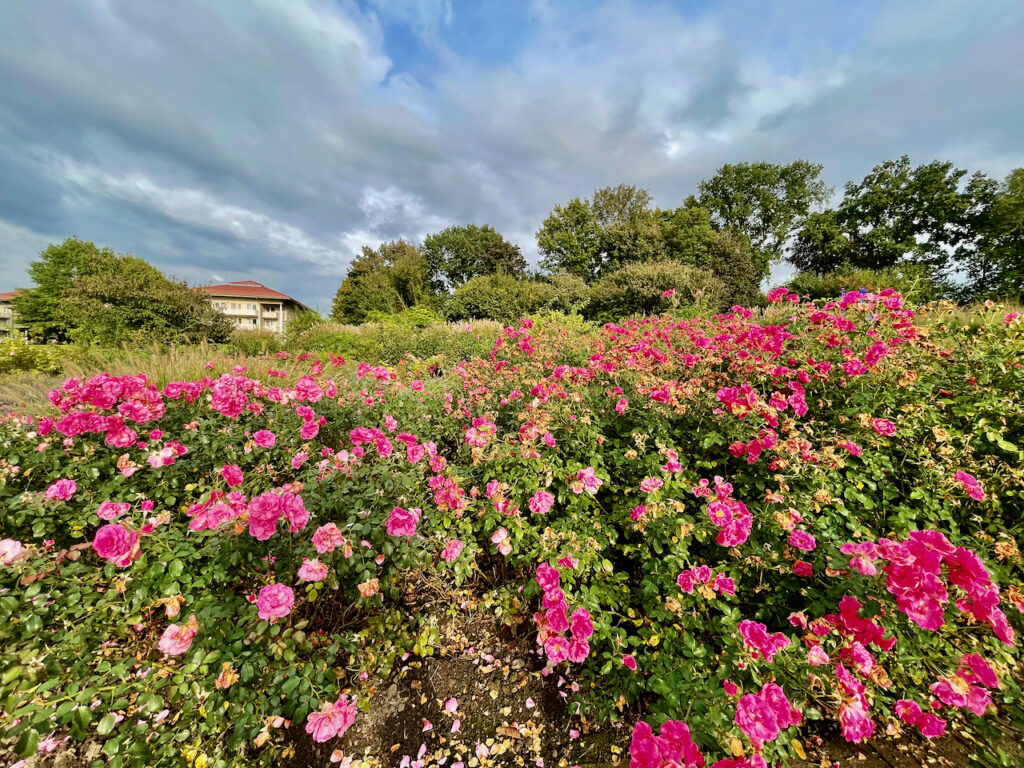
0,290,24,340
197,281,309,335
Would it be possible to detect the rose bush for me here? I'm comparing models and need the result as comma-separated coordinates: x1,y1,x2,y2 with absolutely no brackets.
0,293,1022,767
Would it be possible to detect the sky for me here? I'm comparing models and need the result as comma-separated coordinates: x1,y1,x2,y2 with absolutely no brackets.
1,0,1022,311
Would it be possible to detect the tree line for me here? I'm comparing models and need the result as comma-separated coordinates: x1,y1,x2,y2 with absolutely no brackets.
9,156,1022,346
332,157,1023,324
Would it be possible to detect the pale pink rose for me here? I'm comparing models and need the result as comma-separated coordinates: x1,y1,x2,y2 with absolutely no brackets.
0,538,24,566
298,558,329,582
441,539,464,562
158,615,199,656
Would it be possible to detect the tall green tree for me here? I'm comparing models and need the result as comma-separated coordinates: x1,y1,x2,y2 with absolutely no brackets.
537,185,665,282
14,237,111,342
422,224,525,290
957,168,1024,300
696,160,830,278
63,256,232,346
331,240,433,323
834,156,974,272
657,206,761,306
14,237,230,345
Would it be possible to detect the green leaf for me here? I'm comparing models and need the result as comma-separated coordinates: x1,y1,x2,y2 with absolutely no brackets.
15,728,39,758
97,713,117,735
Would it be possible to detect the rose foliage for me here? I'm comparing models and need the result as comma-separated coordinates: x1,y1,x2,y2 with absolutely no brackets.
1,292,1023,767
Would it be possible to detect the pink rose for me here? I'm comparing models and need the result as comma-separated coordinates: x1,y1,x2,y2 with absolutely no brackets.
386,507,421,537
871,418,896,436
45,478,76,501
222,464,244,488
298,558,329,582
253,430,276,448
569,608,594,640
97,501,130,521
256,583,294,621
622,654,638,671
312,523,345,554
788,529,816,552
158,615,198,656
441,539,464,562
0,538,24,566
305,695,357,742
92,524,141,567
528,490,555,515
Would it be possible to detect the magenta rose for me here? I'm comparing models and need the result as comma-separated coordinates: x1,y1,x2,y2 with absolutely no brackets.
92,523,141,567
253,430,276,448
256,583,294,621
222,464,244,488
45,478,77,501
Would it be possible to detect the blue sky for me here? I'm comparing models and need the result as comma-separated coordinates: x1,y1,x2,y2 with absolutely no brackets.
0,0,1022,310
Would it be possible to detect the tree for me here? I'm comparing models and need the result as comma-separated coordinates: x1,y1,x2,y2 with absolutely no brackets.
696,160,830,278
834,156,974,272
14,237,112,342
14,238,230,345
422,224,525,290
331,240,433,324
957,169,1024,300
657,206,762,307
789,210,854,275
444,273,555,323
538,185,665,282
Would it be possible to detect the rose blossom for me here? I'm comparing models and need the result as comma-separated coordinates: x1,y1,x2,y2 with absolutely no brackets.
305,695,357,742
386,506,421,537
158,615,199,656
256,583,295,621
298,558,329,582
529,490,555,515
441,539,464,562
0,539,24,566
253,430,276,448
222,464,244,487
45,478,76,501
92,523,141,567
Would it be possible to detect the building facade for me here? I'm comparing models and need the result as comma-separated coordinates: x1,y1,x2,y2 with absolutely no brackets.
197,281,308,336
0,291,24,340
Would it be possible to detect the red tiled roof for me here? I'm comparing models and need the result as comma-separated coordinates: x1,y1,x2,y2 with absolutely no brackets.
198,281,297,302
0,290,23,302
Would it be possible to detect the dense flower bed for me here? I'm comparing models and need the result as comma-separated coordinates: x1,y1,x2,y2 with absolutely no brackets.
1,292,1023,767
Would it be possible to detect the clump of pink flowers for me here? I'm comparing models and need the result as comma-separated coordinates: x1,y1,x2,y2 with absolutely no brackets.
305,695,357,742
533,563,593,665
628,719,704,768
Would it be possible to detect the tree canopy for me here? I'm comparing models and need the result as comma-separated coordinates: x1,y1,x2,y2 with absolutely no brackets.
537,185,664,282
331,240,433,324
422,224,526,290
14,237,230,345
696,160,831,278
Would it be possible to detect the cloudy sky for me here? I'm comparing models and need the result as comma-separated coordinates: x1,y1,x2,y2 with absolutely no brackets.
1,0,1022,310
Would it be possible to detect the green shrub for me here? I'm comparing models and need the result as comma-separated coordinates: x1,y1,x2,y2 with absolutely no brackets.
364,304,445,328
284,310,325,344
229,329,283,356
445,274,556,323
541,272,590,314
788,264,944,303
585,260,725,322
0,337,69,376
